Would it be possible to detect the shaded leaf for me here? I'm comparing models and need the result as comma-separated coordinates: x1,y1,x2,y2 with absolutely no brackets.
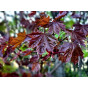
27,32,57,55
74,23,88,36
66,29,86,46
71,45,83,64
48,22,66,35
59,42,83,64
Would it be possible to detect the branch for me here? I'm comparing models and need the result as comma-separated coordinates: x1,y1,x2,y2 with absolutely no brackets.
49,61,62,74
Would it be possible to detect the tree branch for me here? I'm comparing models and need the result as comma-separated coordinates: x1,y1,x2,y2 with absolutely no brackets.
49,61,62,74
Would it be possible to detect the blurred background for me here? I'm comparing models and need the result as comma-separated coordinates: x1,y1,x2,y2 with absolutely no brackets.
0,11,88,77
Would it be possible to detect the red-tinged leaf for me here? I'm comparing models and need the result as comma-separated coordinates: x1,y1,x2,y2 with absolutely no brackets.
28,32,57,55
35,12,50,27
21,18,30,28
55,11,67,21
9,31,26,49
28,11,36,17
59,42,74,62
48,22,66,35
35,16,50,27
74,23,88,36
59,42,83,64
71,45,83,65
71,30,85,46
66,29,86,46
20,17,36,31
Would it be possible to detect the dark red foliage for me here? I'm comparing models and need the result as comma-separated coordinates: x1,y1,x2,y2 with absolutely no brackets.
28,11,36,17
71,44,83,65
55,11,67,21
0,11,88,77
48,21,66,35
74,23,88,36
65,28,86,46
59,42,83,64
20,17,36,31
27,31,57,55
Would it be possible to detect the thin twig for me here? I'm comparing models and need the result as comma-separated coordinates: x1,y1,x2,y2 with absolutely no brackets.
49,61,62,74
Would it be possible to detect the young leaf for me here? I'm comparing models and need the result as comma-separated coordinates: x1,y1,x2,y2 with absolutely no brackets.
35,16,50,27
9,31,26,49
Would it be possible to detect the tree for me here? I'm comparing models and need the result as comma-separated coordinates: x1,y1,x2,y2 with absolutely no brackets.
0,11,88,77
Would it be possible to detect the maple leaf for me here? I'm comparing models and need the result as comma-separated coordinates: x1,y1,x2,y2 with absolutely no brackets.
59,42,74,62
74,23,88,36
20,12,36,31
35,16,50,27
55,11,67,21
48,22,66,35
71,30,86,46
21,18,30,28
66,29,86,46
27,32,57,55
59,42,83,64
71,45,83,65
9,31,26,49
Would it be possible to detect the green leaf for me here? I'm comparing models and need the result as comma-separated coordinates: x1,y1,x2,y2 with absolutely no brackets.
83,50,88,58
